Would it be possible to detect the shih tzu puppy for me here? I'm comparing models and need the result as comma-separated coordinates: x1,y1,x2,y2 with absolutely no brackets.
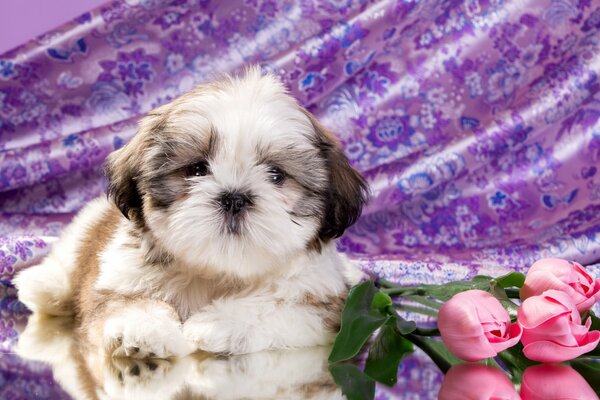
15,67,367,358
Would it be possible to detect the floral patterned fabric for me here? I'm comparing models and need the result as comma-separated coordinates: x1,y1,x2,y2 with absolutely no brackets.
1,0,600,398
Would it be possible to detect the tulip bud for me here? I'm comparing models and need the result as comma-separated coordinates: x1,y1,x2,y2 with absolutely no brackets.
439,364,520,400
438,290,522,362
521,364,599,400
518,289,600,362
521,258,600,312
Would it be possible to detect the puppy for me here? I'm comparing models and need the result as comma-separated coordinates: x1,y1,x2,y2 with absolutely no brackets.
14,67,367,357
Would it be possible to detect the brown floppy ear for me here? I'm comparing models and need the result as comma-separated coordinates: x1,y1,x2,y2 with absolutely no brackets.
105,136,144,222
302,109,369,242
104,107,167,223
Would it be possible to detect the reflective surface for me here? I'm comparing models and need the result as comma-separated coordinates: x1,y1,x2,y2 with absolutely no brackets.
2,0,600,287
5,304,599,399
2,312,443,399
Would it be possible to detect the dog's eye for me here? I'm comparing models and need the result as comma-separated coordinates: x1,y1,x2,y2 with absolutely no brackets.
266,166,285,185
186,161,209,177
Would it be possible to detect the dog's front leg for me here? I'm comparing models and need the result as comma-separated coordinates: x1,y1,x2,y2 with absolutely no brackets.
183,294,342,354
86,298,193,359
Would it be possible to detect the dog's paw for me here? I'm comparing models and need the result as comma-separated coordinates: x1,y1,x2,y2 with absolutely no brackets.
111,357,172,384
183,312,264,354
105,309,192,359
103,355,193,399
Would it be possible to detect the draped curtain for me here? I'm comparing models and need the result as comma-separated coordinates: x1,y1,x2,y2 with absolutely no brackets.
1,0,600,398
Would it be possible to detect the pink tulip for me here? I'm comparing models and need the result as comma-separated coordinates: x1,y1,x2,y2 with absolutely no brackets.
520,364,599,400
518,289,600,362
521,258,600,312
438,290,522,362
438,364,520,400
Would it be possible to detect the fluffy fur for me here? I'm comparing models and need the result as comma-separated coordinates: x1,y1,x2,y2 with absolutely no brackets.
17,315,343,400
15,67,367,357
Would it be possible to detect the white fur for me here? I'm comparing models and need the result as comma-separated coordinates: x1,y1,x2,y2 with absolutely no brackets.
18,314,343,400
104,301,192,359
16,68,361,357
14,198,108,315
94,218,349,354
16,315,91,400
146,70,325,279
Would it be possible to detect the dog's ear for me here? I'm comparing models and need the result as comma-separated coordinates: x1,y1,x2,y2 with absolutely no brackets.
105,107,168,223
302,109,369,242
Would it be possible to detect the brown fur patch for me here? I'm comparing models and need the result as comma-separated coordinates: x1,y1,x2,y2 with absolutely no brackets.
300,292,347,333
62,205,123,398
298,377,339,398
300,108,368,242
71,340,101,400
72,205,122,318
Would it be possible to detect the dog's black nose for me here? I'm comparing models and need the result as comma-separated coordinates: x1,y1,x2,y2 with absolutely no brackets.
219,192,250,214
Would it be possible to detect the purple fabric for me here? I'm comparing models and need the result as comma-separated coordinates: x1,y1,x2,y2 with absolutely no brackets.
1,0,600,398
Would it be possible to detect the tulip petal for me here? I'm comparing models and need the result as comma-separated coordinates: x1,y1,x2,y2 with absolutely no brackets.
440,332,497,361
439,364,520,400
521,315,582,347
518,290,576,328
527,258,573,279
488,322,522,353
522,331,600,362
438,291,496,337
520,364,599,400
522,258,600,312
575,279,600,312
521,270,573,301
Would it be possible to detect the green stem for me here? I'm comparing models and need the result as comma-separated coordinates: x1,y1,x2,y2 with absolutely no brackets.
394,304,439,318
404,295,442,310
379,279,402,289
414,327,440,336
381,287,421,296
380,280,428,296
406,334,452,373
504,288,521,299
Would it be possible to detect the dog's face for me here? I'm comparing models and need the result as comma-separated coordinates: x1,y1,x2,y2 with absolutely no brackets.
106,68,366,278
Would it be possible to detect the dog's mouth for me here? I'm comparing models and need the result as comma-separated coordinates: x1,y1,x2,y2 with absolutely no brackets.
222,212,246,235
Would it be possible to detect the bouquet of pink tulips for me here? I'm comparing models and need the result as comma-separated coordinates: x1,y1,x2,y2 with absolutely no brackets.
328,258,600,400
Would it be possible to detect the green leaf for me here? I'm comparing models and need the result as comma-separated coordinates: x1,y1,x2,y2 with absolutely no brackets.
383,273,526,302
489,281,520,320
394,314,417,335
364,321,414,386
328,281,389,363
494,272,526,289
329,363,375,400
391,273,524,304
570,360,600,396
409,275,494,301
371,291,393,312
406,335,462,373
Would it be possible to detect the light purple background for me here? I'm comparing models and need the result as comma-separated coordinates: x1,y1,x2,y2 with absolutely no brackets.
0,0,107,55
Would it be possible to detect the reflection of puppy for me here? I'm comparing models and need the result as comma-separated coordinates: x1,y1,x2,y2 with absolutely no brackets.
15,67,367,357
17,315,343,400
